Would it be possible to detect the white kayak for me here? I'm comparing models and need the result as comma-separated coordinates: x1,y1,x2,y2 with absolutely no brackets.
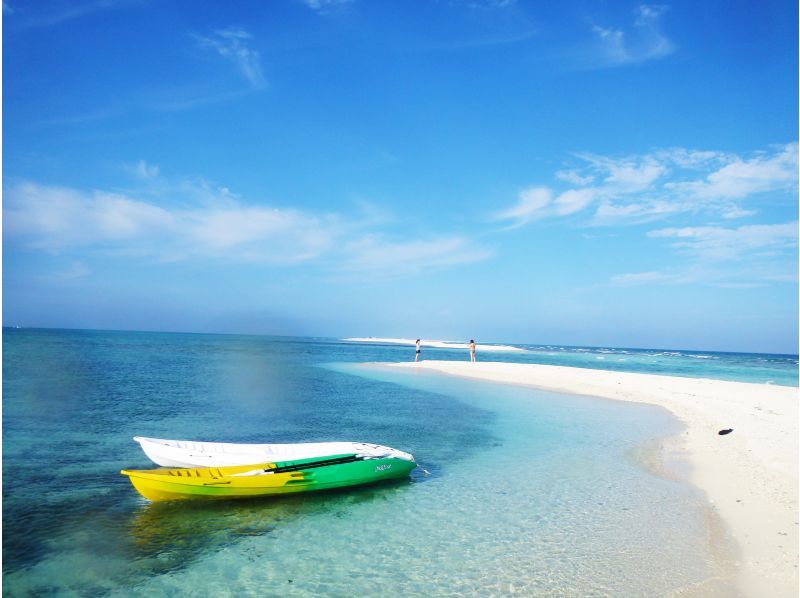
133,436,415,468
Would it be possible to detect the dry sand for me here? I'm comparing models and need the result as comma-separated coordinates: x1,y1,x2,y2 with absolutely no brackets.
386,360,798,597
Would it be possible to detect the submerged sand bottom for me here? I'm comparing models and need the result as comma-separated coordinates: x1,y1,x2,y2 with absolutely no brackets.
386,360,799,598
630,433,742,597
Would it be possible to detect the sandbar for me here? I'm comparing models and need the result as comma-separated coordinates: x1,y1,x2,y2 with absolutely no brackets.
385,360,798,597
343,337,525,352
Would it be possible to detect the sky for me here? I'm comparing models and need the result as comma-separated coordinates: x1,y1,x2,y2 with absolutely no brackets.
3,0,798,353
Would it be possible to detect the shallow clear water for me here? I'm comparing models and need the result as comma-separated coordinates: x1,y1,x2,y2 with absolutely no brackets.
3,329,739,595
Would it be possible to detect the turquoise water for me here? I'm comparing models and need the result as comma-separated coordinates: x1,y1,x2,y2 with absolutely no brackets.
514,344,798,386
2,329,752,595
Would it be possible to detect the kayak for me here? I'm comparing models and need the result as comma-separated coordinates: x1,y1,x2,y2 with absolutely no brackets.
133,436,414,468
121,453,417,501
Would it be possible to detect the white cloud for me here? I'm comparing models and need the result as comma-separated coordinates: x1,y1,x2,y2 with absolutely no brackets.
55,261,91,281
494,143,798,228
197,28,266,89
668,143,798,200
496,186,600,223
593,198,679,225
553,188,597,216
298,0,354,13
4,181,337,262
721,207,757,220
652,148,730,169
608,221,798,287
605,161,665,191
576,153,667,192
180,206,340,263
5,178,492,277
4,183,173,251
497,144,800,289
648,222,798,261
130,160,160,179
555,169,594,186
589,4,674,68
493,187,552,228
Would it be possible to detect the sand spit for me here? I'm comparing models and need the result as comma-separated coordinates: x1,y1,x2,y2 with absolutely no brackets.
343,338,526,352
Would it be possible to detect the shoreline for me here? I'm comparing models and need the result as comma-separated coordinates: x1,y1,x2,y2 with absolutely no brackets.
383,360,798,597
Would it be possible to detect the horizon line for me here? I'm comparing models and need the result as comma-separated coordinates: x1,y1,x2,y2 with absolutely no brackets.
3,325,797,358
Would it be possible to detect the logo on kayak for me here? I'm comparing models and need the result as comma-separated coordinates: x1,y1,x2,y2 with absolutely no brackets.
375,464,392,471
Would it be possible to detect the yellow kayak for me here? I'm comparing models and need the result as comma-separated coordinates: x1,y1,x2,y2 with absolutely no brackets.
121,453,416,502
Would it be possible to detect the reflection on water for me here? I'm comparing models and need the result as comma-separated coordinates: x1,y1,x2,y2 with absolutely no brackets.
125,478,413,576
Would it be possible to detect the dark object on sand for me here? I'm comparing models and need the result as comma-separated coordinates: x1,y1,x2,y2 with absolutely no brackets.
718,428,733,435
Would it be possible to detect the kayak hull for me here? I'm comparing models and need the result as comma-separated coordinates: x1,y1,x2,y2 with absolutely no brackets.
133,436,415,468
121,454,416,502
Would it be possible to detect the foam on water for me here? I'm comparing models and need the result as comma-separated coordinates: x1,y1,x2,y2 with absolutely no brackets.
341,337,798,386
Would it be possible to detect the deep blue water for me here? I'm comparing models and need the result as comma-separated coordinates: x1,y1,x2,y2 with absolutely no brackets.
2,328,755,595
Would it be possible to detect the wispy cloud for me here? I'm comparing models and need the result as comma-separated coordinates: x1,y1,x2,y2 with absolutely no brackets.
4,173,491,277
34,31,263,129
493,187,552,228
146,89,253,113
449,0,519,7
4,181,336,262
648,222,798,262
415,29,536,52
127,160,160,180
5,182,173,253
296,0,354,14
555,169,594,186
299,0,520,17
34,104,128,127
340,235,492,277
495,143,798,228
53,261,92,281
610,222,798,287
665,145,799,200
577,152,666,192
587,4,674,68
495,143,798,289
196,28,266,89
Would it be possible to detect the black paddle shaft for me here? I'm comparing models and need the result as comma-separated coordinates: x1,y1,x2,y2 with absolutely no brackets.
265,454,362,474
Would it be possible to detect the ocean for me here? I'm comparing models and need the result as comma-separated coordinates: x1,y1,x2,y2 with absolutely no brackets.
3,328,794,595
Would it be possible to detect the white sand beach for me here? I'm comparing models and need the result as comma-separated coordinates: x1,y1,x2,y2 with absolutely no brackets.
386,360,798,597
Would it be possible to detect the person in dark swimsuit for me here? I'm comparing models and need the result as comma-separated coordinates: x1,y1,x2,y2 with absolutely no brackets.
415,339,421,362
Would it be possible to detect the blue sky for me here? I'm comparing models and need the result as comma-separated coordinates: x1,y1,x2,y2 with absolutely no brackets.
3,0,798,353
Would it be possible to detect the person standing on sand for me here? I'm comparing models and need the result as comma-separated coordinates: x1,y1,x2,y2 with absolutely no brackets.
415,339,421,362
469,339,476,362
